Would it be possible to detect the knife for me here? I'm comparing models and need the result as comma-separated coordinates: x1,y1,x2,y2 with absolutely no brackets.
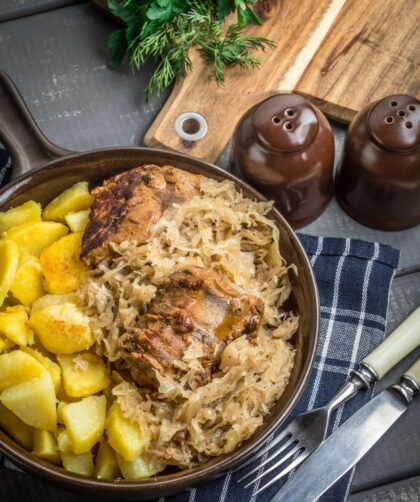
271,358,420,502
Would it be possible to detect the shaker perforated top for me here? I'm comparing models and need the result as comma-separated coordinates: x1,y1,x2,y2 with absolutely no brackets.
252,94,319,152
367,95,419,153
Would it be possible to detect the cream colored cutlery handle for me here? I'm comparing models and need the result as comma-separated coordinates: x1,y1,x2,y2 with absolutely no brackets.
363,307,420,379
405,359,420,387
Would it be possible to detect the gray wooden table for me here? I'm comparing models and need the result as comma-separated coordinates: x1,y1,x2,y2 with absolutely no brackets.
0,2,419,501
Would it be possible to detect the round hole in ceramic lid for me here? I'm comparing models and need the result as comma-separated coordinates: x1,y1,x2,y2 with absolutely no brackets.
252,94,319,153
367,94,420,153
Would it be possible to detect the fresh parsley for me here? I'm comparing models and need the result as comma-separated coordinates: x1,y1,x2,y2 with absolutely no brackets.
107,0,274,97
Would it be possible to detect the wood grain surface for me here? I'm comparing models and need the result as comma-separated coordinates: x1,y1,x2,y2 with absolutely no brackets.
144,0,420,162
0,3,419,500
144,0,346,161
296,0,420,122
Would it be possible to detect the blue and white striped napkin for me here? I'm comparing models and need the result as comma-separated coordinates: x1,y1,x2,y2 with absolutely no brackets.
0,148,400,502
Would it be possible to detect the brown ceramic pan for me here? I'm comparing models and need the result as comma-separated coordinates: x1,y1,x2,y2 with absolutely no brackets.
0,70,319,500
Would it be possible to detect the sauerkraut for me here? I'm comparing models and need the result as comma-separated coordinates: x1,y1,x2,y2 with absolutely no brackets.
78,177,297,468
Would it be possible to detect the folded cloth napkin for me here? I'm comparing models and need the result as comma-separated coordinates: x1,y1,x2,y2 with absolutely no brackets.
0,148,400,502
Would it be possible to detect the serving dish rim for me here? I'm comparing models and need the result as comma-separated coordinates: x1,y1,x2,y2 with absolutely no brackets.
0,146,319,498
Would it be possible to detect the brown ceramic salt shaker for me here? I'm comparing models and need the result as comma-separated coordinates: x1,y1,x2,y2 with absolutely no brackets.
336,94,420,230
230,94,334,228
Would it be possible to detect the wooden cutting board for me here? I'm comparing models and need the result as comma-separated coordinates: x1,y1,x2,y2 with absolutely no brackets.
144,0,420,162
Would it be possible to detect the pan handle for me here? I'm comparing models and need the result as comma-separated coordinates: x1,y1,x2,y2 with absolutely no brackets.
0,69,74,180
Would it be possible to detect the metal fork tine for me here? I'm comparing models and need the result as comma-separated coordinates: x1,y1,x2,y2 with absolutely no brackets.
237,436,297,482
243,444,301,488
232,428,292,473
254,450,310,495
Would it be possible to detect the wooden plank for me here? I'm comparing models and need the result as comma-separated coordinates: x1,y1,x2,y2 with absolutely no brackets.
296,0,420,123
144,0,419,162
144,0,347,161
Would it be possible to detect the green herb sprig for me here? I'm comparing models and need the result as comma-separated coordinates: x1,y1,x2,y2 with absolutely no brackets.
108,0,275,97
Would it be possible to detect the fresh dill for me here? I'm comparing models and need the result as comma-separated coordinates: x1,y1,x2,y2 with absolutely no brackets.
108,0,274,97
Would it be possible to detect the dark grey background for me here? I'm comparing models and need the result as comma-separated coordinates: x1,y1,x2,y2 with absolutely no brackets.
0,1,419,501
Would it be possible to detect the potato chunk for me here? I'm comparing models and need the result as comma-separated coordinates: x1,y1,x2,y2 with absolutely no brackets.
33,429,60,465
64,210,90,233
0,239,19,308
106,402,149,462
57,352,110,398
0,401,33,449
61,450,94,477
117,454,163,480
0,350,45,392
94,440,120,479
31,293,77,310
0,335,14,354
10,252,45,306
56,427,72,453
0,309,34,347
0,371,56,431
3,222,68,257
63,395,106,454
21,347,61,393
40,232,88,294
43,182,93,223
29,301,94,354
0,201,41,234
56,428,95,476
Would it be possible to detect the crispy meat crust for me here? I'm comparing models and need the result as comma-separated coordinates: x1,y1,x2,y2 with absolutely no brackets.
81,164,201,264
119,267,264,390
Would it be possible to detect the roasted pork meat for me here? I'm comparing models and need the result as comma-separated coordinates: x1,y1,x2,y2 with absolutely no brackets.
119,266,264,390
81,164,201,264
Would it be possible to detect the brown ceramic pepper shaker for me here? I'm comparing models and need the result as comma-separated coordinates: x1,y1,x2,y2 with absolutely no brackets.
230,94,334,228
336,94,420,230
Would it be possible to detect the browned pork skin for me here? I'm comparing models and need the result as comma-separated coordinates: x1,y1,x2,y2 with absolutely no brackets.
119,267,264,390
81,164,201,265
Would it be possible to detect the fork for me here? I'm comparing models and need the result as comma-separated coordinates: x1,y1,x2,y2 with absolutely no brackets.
235,307,420,495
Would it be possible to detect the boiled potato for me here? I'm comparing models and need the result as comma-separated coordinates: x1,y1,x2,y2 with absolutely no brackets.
21,347,61,393
63,395,106,454
57,401,70,424
64,210,90,233
0,371,57,431
43,182,93,223
0,201,41,234
57,352,110,398
57,427,95,475
0,239,19,308
40,232,88,294
0,401,33,449
106,402,149,462
0,335,14,354
10,251,45,306
94,440,120,479
31,293,77,310
3,221,68,257
0,308,34,346
29,300,94,354
0,350,45,392
56,427,72,454
56,386,79,403
117,454,163,480
61,450,94,477
33,429,60,465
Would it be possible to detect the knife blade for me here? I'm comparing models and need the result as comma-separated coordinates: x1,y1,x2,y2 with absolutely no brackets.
271,358,420,502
